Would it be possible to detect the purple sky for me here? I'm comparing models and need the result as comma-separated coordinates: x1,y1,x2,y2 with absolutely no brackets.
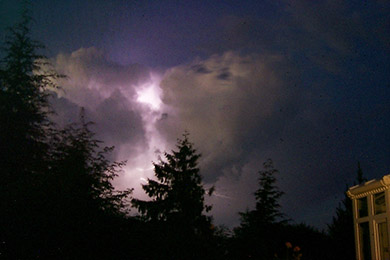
1,0,390,229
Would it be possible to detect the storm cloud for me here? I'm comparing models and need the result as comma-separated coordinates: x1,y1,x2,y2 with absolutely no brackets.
51,47,151,158
155,51,347,227
18,0,389,229
158,52,299,180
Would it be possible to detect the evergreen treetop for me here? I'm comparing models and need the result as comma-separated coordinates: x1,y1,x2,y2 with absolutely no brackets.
1,10,60,125
0,13,132,258
132,132,212,232
0,10,62,181
356,161,366,185
239,159,285,228
233,159,286,260
49,109,133,217
327,161,366,260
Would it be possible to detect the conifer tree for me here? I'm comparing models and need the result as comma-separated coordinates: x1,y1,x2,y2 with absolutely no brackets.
327,162,366,260
356,161,366,185
42,110,133,258
132,133,215,259
0,12,132,258
239,159,285,228
0,10,62,258
50,109,132,218
234,159,285,259
132,133,212,233
0,11,60,181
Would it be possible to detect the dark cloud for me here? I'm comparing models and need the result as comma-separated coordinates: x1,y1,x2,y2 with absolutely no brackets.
216,68,231,80
191,64,212,74
195,1,389,78
157,40,389,228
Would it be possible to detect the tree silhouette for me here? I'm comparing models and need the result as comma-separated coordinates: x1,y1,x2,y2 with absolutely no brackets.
356,161,366,185
238,159,286,229
133,132,212,230
0,10,59,183
0,11,63,258
0,12,134,258
327,162,366,260
50,109,132,217
0,10,61,176
233,159,286,259
132,133,214,259
43,109,133,258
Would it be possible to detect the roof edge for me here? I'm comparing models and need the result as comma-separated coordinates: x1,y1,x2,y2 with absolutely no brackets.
347,175,390,199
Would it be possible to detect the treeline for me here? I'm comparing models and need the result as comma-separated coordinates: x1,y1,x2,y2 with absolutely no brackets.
1,15,357,260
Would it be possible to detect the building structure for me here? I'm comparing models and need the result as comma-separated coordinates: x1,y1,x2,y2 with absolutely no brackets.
347,175,390,260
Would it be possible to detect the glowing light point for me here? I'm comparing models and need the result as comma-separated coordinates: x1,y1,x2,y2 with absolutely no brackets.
136,83,162,110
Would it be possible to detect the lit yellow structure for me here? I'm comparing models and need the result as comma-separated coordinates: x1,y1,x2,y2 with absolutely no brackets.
347,175,390,260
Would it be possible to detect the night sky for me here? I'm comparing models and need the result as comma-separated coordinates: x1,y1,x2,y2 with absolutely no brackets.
1,0,389,229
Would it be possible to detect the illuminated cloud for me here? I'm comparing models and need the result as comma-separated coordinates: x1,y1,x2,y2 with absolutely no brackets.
49,47,168,200
53,47,150,108
1,0,389,234
42,0,390,228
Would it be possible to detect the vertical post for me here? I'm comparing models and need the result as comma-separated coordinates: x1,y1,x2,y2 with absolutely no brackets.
352,198,360,260
367,194,376,260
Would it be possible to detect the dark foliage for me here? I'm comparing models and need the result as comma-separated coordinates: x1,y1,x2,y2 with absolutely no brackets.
327,162,366,260
132,132,216,259
276,223,332,260
0,12,134,259
356,161,367,185
39,111,133,258
0,11,57,196
0,11,62,258
232,159,287,259
133,132,212,229
49,110,132,218
239,159,286,228
230,160,335,260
